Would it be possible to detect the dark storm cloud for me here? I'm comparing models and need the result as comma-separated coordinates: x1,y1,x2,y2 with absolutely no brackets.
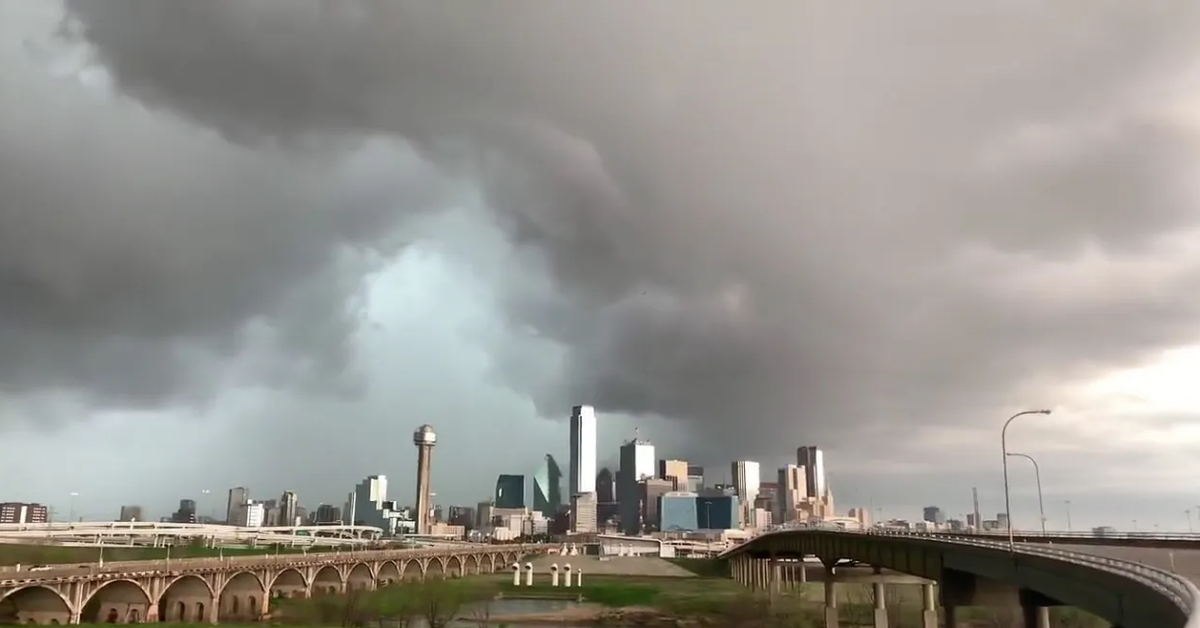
0,9,456,418
15,1,1200,451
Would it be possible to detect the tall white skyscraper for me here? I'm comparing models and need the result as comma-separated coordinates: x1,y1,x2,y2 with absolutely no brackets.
569,405,598,497
796,446,827,499
731,461,762,505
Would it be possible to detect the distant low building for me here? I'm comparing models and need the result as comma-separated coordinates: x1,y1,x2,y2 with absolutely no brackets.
118,505,143,522
0,503,48,525
696,495,739,530
660,492,700,531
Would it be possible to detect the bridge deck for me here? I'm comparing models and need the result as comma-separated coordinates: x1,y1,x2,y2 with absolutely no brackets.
1052,543,1200,587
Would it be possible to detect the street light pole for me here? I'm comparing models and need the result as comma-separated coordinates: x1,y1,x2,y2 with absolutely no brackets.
68,492,79,523
1187,509,1193,534
1064,500,1072,532
1002,409,1051,552
1006,452,1046,535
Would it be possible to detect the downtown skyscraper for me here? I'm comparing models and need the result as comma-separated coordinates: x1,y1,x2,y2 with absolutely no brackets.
796,446,827,500
569,405,597,497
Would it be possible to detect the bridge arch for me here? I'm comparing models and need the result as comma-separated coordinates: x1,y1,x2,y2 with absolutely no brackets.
428,556,447,578
447,555,465,577
269,568,308,599
218,572,264,622
400,559,422,581
157,575,213,623
0,585,72,626
346,563,374,590
81,579,152,624
311,565,342,595
377,560,401,586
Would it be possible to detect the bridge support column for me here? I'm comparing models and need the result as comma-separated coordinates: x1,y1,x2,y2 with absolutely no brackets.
921,583,938,628
823,564,839,628
210,596,219,624
145,604,159,623
1022,605,1050,628
873,580,888,628
69,612,81,625
770,559,781,602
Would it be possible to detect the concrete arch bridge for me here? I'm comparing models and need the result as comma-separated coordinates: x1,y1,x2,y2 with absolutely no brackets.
0,544,547,624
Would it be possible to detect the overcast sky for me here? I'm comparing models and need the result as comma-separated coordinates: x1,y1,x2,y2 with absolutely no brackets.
4,1,1200,532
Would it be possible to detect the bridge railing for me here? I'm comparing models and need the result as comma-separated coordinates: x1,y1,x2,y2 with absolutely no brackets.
0,543,546,582
766,523,1200,542
724,527,1200,627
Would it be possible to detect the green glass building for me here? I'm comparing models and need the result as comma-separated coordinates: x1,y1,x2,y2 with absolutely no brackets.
533,454,562,517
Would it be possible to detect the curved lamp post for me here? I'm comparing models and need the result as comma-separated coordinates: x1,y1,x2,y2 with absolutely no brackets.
1006,452,1046,535
1002,409,1051,551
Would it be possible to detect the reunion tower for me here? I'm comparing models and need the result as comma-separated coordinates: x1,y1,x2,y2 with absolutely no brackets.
413,425,437,535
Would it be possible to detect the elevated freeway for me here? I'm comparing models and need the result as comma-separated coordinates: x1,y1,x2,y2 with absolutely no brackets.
721,528,1200,628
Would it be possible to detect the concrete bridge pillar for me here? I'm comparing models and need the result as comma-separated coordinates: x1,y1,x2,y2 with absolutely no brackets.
769,559,781,603
1021,605,1050,628
873,580,888,628
921,583,943,628
823,563,839,628
209,595,219,624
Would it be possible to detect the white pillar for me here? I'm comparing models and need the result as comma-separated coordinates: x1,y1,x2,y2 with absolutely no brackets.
922,583,937,628
576,569,583,586
564,564,573,587
524,562,534,586
512,563,521,586
873,581,888,628
551,564,560,587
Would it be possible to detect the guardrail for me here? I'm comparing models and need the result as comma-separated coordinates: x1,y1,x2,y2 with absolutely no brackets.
725,527,1200,628
768,523,1200,541
0,543,547,583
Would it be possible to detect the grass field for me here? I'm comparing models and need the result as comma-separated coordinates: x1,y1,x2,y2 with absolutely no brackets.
0,543,317,566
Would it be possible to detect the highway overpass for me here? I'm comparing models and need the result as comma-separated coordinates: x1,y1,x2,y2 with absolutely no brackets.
721,528,1200,628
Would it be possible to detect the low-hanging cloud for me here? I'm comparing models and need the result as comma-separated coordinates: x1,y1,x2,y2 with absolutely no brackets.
5,1,1200,455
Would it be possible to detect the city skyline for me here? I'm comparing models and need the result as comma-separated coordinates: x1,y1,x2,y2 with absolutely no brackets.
5,405,1195,532
5,2,1200,534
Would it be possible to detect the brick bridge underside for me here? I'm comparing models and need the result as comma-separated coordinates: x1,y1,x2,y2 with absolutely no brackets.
0,549,535,625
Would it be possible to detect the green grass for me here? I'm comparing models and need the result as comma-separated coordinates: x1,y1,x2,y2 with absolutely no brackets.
664,557,730,578
495,573,747,611
0,543,321,566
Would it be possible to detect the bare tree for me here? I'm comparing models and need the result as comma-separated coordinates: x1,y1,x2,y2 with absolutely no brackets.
420,580,473,628
468,600,493,628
